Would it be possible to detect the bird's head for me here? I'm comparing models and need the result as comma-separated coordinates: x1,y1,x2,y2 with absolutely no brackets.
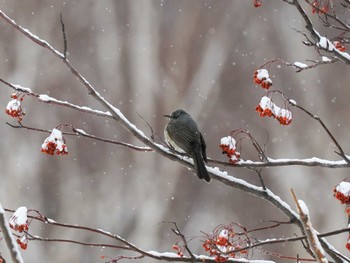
164,109,188,119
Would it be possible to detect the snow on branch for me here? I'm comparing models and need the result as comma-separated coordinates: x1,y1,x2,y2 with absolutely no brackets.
291,0,350,64
291,189,328,263
0,204,24,263
4,208,280,263
0,7,349,262
0,79,112,119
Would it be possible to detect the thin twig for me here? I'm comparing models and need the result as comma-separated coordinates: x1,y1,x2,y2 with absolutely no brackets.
60,13,67,58
137,112,155,141
171,222,195,259
0,78,113,119
288,100,350,164
5,122,153,152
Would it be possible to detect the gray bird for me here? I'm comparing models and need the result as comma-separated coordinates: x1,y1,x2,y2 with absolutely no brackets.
164,109,211,182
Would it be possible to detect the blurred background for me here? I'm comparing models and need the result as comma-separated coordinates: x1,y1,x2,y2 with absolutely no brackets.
0,0,349,262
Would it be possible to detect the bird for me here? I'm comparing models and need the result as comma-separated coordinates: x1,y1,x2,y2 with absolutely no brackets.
164,109,211,182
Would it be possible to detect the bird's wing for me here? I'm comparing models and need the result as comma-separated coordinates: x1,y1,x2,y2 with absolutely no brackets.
199,132,207,162
167,125,196,154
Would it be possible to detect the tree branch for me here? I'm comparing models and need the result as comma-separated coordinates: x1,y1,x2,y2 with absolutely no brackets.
0,8,347,262
0,204,23,263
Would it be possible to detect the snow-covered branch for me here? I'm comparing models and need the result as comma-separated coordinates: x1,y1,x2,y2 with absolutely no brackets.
1,4,350,262
290,0,350,64
292,190,328,263
0,204,24,263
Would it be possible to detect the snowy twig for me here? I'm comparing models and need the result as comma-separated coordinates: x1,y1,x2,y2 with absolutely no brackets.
26,232,131,250
290,0,350,64
0,78,112,119
5,122,152,152
211,156,350,168
6,206,350,263
0,9,347,262
291,189,328,263
0,204,23,263
304,0,350,31
4,208,275,263
170,222,195,259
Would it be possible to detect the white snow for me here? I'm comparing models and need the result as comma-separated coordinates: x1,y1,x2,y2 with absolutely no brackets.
42,128,68,153
74,128,87,135
147,250,275,262
335,181,350,195
297,200,328,263
13,84,32,93
298,200,309,216
38,94,112,117
288,99,297,106
220,136,236,149
258,96,292,120
322,56,331,62
293,62,308,68
315,29,350,62
255,69,272,86
46,218,56,224
6,99,21,111
317,36,334,51
219,229,228,238
256,69,270,79
38,94,51,102
259,96,273,110
9,206,28,228
21,28,64,58
147,251,180,258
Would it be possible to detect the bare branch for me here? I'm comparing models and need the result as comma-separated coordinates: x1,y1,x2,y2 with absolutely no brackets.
288,99,350,163
59,13,67,58
170,222,195,259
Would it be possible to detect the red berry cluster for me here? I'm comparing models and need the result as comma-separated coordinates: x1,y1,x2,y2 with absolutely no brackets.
172,244,184,257
219,136,240,164
333,41,346,52
9,206,29,250
41,141,68,156
253,69,272,89
5,93,25,121
311,0,329,14
256,95,292,126
333,181,350,252
346,236,350,252
202,224,248,262
255,104,273,118
253,0,262,8
41,128,68,156
276,114,293,126
334,181,350,205
17,235,28,250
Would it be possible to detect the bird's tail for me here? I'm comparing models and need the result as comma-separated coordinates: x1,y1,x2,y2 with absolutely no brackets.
192,149,211,182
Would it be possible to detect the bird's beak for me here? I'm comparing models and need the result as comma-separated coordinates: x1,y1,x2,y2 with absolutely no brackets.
163,114,171,118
